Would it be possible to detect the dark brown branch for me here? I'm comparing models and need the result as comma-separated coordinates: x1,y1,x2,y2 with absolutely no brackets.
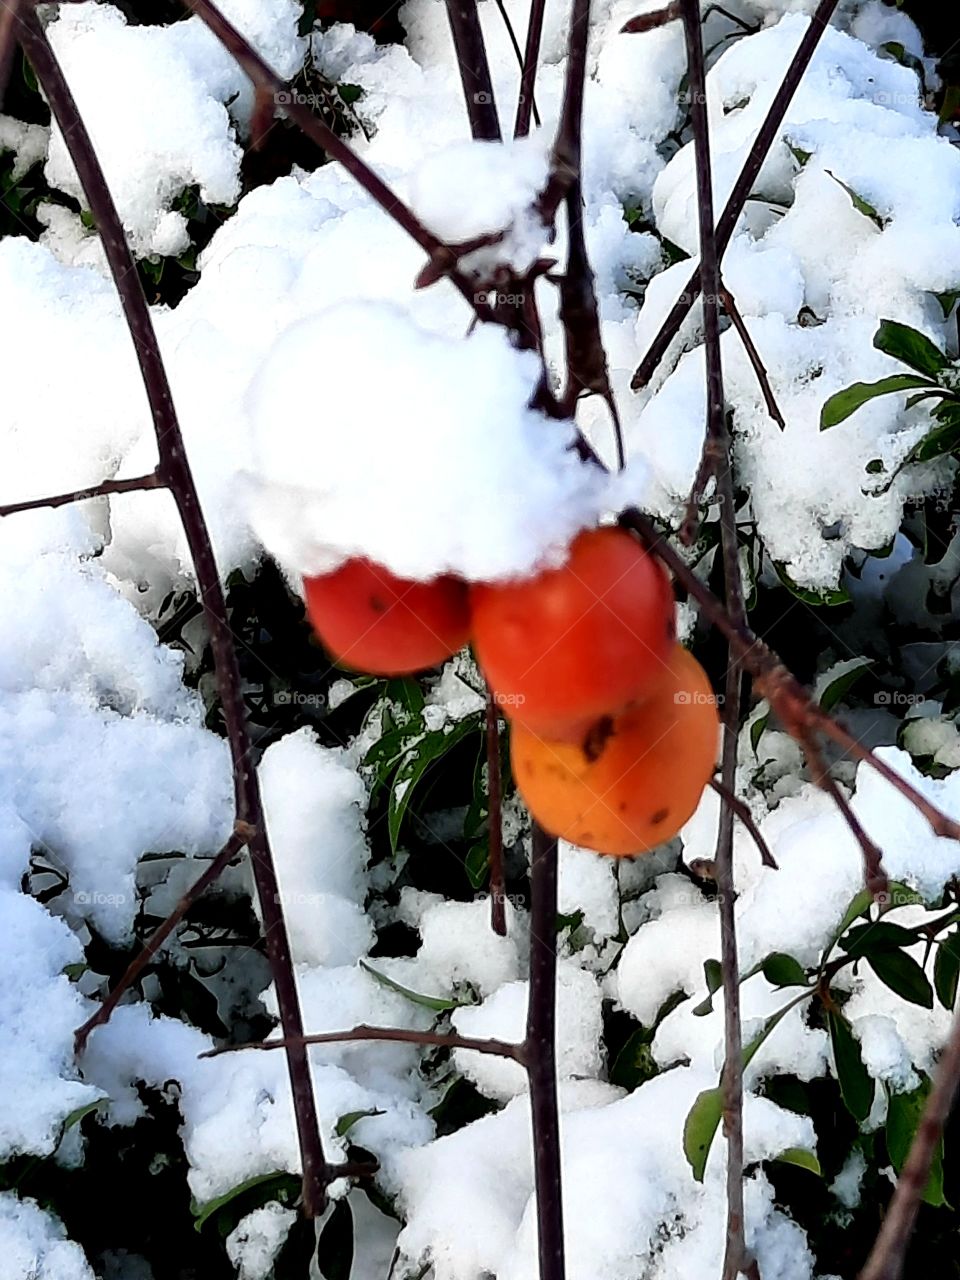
445,0,501,141
719,285,785,429
858,1006,960,1280
493,0,540,129
620,2,681,34
679,4,752,1276
630,0,841,390
486,690,507,936
0,472,162,518
0,0,25,111
75,823,253,1055
200,1024,524,1061
514,0,546,137
18,14,331,1217
183,0,490,316
526,824,566,1280
708,779,777,870
804,738,888,899
540,0,591,222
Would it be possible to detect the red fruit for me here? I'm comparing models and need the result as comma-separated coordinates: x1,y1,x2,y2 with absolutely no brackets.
470,526,676,739
303,559,471,676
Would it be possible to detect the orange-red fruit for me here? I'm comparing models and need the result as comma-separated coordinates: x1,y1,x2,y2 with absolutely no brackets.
470,526,676,740
511,645,720,855
303,559,471,676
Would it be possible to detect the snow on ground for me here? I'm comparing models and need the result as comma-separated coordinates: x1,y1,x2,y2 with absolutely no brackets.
1,0,960,1276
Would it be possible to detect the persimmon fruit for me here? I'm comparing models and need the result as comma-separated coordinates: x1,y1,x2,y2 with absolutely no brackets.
510,645,719,855
470,526,676,740
303,558,471,676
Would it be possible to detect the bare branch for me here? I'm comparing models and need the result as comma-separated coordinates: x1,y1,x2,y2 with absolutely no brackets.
858,1005,960,1280
708,779,777,870
200,1024,524,1061
445,0,501,140
631,0,841,390
493,0,540,129
620,3,681,35
486,690,507,936
514,0,546,138
0,472,162,519
75,823,253,1055
804,739,888,899
0,0,25,111
719,284,785,429
19,13,332,1216
526,824,566,1280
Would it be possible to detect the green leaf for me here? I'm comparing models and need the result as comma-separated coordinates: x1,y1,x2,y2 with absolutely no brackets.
692,958,724,1016
192,1171,301,1234
840,921,918,959
934,932,960,1010
825,171,886,229
818,659,874,712
829,170,885,230
886,1078,946,1207
359,960,467,1012
868,949,933,1008
874,319,949,379
902,415,960,467
387,716,481,852
337,83,363,105
820,375,935,430
828,1010,874,1122
773,562,850,606
785,140,812,167
609,1028,660,1090
933,289,960,321
773,1146,822,1176
880,882,926,912
317,1198,354,1280
749,709,770,757
834,889,874,942
464,841,489,891
762,953,809,988
335,1109,384,1138
683,1086,724,1182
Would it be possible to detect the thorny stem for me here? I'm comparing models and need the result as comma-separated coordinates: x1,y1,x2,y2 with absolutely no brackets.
630,0,842,390
486,690,507,936
526,825,566,1280
74,823,253,1055
707,779,777,870
680,3,752,1276
445,0,502,140
858,1006,960,1280
19,13,332,1216
201,1024,524,1061
0,472,162,518
514,0,546,137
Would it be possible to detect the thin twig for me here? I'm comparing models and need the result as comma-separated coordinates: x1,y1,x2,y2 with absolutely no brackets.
630,0,841,390
0,472,162,518
858,1004,960,1280
679,4,753,1276
486,690,507,936
526,824,565,1280
708,779,777,870
803,737,888,898
19,14,332,1216
183,0,490,315
75,823,253,1055
445,0,501,140
493,0,540,128
200,1024,524,1061
514,0,546,138
719,285,785,429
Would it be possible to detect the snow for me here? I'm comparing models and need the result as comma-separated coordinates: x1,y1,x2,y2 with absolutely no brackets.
1,0,959,1276
0,1194,94,1280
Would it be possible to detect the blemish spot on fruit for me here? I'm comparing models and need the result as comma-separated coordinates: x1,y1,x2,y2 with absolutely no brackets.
582,715,614,762
369,594,388,614
618,801,628,812
651,807,669,825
